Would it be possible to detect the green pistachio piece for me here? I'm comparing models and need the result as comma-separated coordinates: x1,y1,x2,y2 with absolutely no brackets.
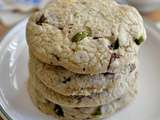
134,36,144,45
54,104,64,117
71,26,92,42
92,106,102,116
72,31,89,42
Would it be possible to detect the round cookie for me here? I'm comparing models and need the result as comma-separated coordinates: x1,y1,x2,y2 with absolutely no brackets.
28,80,137,120
28,68,138,107
26,0,146,74
27,80,54,115
29,54,138,96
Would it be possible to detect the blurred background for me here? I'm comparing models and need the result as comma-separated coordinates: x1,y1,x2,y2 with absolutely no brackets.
0,0,160,39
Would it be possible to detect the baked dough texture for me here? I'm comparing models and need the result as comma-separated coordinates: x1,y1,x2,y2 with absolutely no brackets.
26,0,146,74
28,78,137,120
29,54,137,96
26,0,146,119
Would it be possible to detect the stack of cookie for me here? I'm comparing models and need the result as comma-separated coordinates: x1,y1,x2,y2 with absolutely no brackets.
26,0,146,120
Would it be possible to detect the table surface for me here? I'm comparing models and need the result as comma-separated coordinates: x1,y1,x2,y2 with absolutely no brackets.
0,10,160,120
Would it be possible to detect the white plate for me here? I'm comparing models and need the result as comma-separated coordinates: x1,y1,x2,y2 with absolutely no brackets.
0,19,160,120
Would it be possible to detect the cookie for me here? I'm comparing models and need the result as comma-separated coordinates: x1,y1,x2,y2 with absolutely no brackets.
29,54,137,96
26,0,146,74
28,80,137,120
28,68,137,107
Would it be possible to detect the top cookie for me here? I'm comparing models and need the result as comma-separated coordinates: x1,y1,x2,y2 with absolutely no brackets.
26,0,146,74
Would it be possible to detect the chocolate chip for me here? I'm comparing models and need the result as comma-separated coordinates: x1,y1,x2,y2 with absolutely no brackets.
54,104,64,117
62,77,71,84
79,88,83,91
55,55,60,61
93,37,103,39
103,72,115,76
74,107,80,110
93,37,99,39
110,39,120,50
103,72,115,80
36,14,47,25
58,27,63,30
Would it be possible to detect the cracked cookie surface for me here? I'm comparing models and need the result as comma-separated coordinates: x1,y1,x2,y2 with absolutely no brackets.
29,54,137,96
26,0,146,74
28,78,137,120
28,67,138,107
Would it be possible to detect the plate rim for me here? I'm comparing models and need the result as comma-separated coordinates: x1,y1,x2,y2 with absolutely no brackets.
0,105,12,120
0,19,160,120
0,19,27,120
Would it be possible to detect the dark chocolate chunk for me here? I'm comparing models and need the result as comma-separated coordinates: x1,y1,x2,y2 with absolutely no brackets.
103,72,115,76
93,37,103,39
58,27,63,30
36,14,47,25
55,55,60,61
110,39,120,50
54,104,64,117
62,77,71,84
